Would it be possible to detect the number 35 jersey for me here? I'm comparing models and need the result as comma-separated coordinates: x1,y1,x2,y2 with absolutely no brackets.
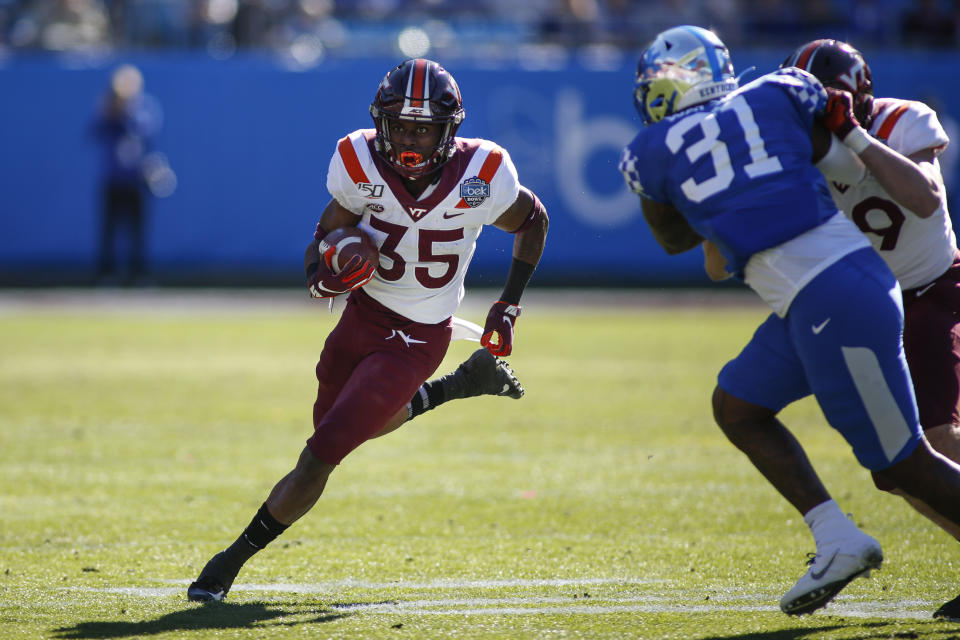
327,129,520,324
826,98,955,290
620,68,843,276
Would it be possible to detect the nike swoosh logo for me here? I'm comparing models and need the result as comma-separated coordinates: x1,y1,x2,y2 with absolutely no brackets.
809,551,839,580
443,211,466,219
812,318,831,335
915,282,936,297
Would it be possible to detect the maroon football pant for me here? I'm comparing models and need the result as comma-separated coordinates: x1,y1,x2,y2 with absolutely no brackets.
873,250,960,491
306,289,452,465
903,252,960,430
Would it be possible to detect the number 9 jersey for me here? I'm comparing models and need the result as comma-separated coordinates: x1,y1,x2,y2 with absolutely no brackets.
826,97,955,290
326,129,520,324
620,67,842,276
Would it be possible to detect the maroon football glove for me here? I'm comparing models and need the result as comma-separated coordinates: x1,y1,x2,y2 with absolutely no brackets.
823,87,860,140
307,254,375,299
481,300,521,357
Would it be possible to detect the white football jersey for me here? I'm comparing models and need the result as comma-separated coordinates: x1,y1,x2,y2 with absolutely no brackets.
826,98,955,289
326,129,520,324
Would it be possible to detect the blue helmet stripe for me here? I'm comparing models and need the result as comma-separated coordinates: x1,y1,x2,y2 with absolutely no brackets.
680,25,723,82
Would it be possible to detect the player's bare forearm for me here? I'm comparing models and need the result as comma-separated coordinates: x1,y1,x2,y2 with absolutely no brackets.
857,145,942,218
491,187,549,305
702,240,731,281
318,199,364,234
821,89,941,218
641,199,703,254
512,206,548,265
307,199,364,275
810,119,832,164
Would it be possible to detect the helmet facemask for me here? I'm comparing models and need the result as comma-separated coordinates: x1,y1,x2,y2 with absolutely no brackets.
370,59,465,180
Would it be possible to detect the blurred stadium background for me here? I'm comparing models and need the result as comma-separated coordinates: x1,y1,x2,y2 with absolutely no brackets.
1,0,959,288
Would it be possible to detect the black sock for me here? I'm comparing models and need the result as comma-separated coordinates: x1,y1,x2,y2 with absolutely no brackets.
220,502,289,572
408,379,448,419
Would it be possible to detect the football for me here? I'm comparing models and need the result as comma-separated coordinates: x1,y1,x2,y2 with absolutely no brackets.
322,226,380,275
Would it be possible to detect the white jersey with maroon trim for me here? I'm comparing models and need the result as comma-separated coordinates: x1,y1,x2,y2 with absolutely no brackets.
326,129,520,324
827,97,955,289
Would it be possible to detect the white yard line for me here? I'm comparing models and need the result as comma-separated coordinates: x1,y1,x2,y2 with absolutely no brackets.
65,579,935,620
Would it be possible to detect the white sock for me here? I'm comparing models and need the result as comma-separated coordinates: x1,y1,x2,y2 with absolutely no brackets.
804,499,862,550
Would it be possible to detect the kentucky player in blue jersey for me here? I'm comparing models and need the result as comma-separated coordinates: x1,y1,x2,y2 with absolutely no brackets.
620,25,960,616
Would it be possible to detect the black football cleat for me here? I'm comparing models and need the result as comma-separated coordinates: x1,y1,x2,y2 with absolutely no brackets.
456,348,524,400
187,551,237,603
187,576,228,603
934,593,960,622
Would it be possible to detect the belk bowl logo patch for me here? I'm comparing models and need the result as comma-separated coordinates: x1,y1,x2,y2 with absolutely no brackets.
460,177,490,208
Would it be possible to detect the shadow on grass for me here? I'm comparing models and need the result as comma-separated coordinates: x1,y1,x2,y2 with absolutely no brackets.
51,602,349,639
698,625,844,640
703,620,951,640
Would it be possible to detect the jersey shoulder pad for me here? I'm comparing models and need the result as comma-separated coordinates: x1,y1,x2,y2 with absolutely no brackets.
465,139,518,188
871,98,949,157
618,132,667,202
761,67,828,117
619,142,647,197
453,137,520,218
326,129,376,214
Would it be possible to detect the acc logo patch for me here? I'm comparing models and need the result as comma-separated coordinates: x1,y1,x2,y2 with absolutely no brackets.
365,203,385,213
460,177,490,208
358,182,384,198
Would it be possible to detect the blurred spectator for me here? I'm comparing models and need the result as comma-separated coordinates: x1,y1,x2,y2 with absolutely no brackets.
114,0,191,48
8,0,110,50
800,0,844,34
846,0,890,47
901,0,957,48
231,0,280,48
271,0,348,64
91,64,175,286
189,0,239,58
702,0,744,49
2,0,960,54
741,0,806,46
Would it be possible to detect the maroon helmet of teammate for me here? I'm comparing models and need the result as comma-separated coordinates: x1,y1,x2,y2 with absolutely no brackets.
782,39,875,129
369,58,466,180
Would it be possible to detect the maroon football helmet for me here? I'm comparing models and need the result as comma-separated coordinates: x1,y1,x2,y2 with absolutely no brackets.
781,39,875,129
369,58,465,180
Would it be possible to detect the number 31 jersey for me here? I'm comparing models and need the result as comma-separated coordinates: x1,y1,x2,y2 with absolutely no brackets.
327,129,520,324
826,98,955,290
620,68,841,276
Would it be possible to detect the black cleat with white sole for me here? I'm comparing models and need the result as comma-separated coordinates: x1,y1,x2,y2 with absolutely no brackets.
934,593,960,622
187,576,228,603
453,348,524,400
187,551,238,603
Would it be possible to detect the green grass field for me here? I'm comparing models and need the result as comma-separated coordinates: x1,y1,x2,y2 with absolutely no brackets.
2,289,958,639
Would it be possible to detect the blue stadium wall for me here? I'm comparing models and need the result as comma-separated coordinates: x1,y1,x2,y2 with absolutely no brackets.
1,51,958,287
